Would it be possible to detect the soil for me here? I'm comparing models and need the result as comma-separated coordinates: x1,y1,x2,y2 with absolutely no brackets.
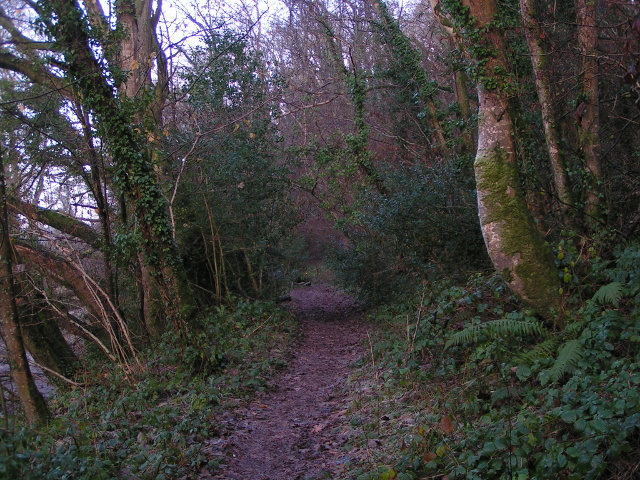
210,282,368,480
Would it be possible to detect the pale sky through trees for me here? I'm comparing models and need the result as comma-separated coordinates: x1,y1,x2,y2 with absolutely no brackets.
160,0,412,51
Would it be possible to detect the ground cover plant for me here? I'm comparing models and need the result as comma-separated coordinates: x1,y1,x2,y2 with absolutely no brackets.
338,241,640,480
0,300,298,479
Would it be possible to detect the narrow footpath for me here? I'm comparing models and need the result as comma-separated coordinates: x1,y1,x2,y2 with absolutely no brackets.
212,283,367,480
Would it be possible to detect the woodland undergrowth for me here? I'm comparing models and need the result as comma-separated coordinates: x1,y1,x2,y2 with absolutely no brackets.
0,300,299,479
340,240,640,480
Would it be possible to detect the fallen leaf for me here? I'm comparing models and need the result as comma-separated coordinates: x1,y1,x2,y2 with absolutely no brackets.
440,416,455,434
423,452,437,462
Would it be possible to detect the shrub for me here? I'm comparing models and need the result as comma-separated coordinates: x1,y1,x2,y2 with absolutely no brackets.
332,160,489,304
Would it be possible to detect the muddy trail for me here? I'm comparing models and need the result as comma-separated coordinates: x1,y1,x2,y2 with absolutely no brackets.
212,283,367,480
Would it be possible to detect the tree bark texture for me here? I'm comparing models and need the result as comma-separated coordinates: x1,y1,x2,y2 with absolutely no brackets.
116,0,168,125
436,0,562,320
0,150,49,425
576,0,602,222
519,0,573,213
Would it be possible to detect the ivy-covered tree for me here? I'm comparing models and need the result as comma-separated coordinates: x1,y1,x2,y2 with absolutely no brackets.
433,0,562,321
0,0,196,344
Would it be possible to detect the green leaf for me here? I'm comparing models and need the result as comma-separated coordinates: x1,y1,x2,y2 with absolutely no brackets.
445,319,547,349
546,339,583,383
592,282,623,307
516,365,532,380
494,437,508,449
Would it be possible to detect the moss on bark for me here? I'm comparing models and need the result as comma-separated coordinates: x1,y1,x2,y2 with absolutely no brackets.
475,146,561,320
434,0,563,323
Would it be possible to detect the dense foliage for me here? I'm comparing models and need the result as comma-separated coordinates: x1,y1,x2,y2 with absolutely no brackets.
340,241,640,480
332,160,489,304
170,31,301,300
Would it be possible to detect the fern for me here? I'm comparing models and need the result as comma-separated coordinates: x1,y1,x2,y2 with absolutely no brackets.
545,339,583,383
592,282,623,307
516,337,561,364
445,319,547,349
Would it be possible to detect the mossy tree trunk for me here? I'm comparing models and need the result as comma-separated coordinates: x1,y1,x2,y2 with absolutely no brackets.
435,0,562,321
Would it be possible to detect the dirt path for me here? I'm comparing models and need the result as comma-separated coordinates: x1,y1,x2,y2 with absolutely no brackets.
212,283,366,480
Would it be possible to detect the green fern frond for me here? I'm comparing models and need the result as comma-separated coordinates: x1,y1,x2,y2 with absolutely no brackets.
445,319,547,349
516,337,561,364
592,282,623,307
546,339,583,383
445,324,484,348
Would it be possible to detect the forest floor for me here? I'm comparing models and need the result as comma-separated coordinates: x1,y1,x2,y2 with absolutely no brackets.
210,282,369,480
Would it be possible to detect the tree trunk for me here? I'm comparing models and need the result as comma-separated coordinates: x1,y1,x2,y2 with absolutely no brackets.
520,0,573,214
317,11,388,195
435,0,562,321
373,0,451,158
47,0,196,338
115,0,188,334
20,298,80,381
453,67,475,154
116,0,168,125
0,149,49,425
576,0,602,223
14,243,110,327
